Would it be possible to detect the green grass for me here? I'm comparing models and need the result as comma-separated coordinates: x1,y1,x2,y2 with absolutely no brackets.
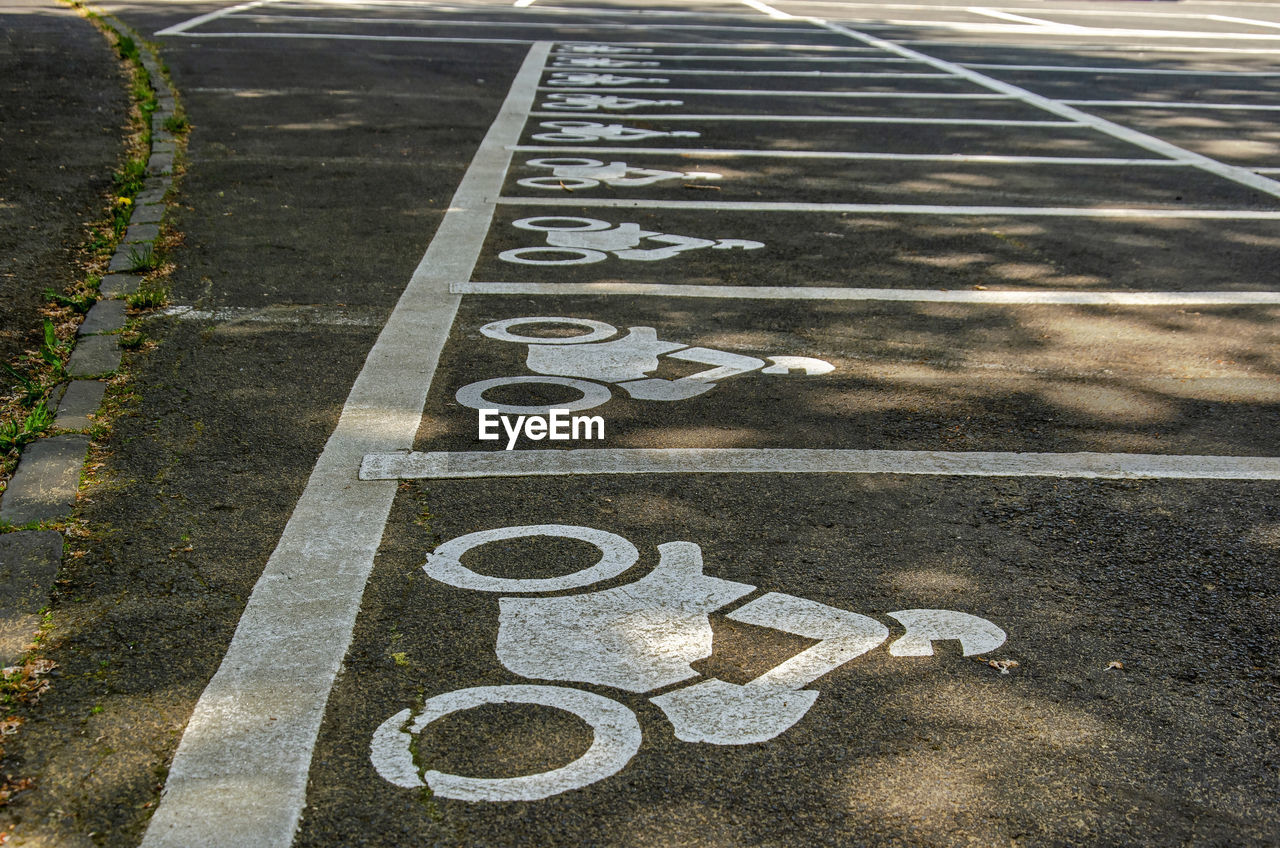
125,242,160,272
0,401,53,453
126,279,169,309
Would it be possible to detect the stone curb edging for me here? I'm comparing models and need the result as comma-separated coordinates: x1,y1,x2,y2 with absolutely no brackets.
0,16,181,659
0,20,178,528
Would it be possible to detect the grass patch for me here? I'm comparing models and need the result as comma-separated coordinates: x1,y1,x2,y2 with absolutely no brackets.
125,242,160,272
162,112,189,134
126,279,169,310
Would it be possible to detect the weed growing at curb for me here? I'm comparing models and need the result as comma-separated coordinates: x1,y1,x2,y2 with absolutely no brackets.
126,279,170,310
126,242,160,272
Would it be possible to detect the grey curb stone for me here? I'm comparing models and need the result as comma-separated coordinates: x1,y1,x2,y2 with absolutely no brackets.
66,335,121,377
134,188,166,206
0,531,63,665
0,436,89,525
148,153,175,175
53,381,107,431
100,273,142,298
107,248,136,273
123,222,161,243
128,202,163,225
79,299,127,336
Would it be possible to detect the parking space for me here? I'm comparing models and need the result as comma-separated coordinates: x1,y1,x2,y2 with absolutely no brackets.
96,2,1280,846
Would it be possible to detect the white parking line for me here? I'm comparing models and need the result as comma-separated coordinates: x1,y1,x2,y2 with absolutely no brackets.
1207,14,1280,32
452,283,1280,305
360,448,1280,482
814,20,1280,201
138,40,553,848
535,87,990,97
962,63,1280,77
861,19,1280,41
498,198,1280,218
543,68,948,77
155,0,276,36
528,113,1079,125
509,146,1183,165
902,40,1280,56
966,8,1075,28
1063,100,1280,112
239,12,824,33
549,54,915,62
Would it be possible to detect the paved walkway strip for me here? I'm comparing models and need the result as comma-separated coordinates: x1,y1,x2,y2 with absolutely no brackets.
138,41,552,848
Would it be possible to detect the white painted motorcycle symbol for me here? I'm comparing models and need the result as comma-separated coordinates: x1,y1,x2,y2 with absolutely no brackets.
558,45,654,54
552,57,661,69
517,158,721,190
530,121,699,143
455,316,833,413
541,93,683,111
532,121,701,142
371,524,1008,802
548,72,669,87
500,217,758,266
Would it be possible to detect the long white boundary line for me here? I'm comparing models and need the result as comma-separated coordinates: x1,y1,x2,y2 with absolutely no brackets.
963,62,1280,77
542,68,950,77
139,40,553,848
548,54,915,62
162,30,884,51
1207,14,1280,32
509,146,1183,165
360,449,1280,482
529,112,1078,126
809,18,1280,200
155,0,277,36
238,12,824,33
901,40,1280,56
497,197,1280,218
1063,100,1280,112
855,19,1280,41
451,282,1280,305
534,87,988,97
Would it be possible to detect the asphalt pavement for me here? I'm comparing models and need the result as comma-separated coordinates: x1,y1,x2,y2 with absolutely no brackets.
3,1,1278,846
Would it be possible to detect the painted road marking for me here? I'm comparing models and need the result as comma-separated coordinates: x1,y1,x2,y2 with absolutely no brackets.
373,524,1005,797
545,68,953,77
962,62,1280,77
239,12,828,33
359,449,1280,482
454,314,830,413
516,157,721,189
499,216,763,265
812,20,1280,200
451,283,1280,305
510,146,1183,165
534,88,1008,98
900,40,1280,56
139,40,554,848
1062,100,1280,112
529,113,1084,126
497,199,1280,218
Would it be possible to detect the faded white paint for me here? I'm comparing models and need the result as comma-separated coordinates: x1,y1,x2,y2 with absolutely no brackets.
887,610,1007,656
370,685,642,801
517,157,719,190
500,217,761,264
497,542,755,691
425,523,638,593
530,121,700,143
359,448,1280,482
